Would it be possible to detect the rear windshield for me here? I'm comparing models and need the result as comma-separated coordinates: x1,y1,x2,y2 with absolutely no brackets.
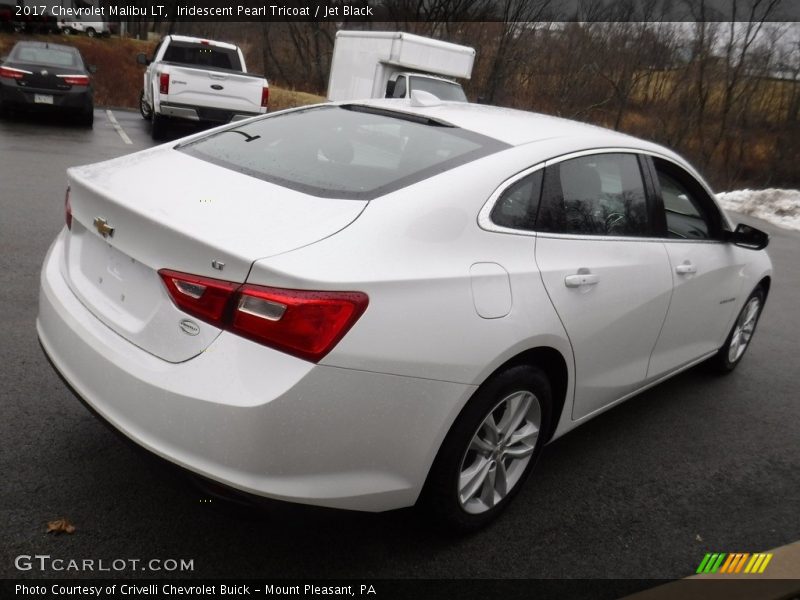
177,105,509,200
162,41,242,71
11,45,79,68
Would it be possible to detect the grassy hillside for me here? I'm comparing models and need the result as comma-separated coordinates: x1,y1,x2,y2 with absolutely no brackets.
0,33,324,111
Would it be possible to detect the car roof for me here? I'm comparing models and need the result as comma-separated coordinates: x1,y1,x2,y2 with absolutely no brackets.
346,98,676,158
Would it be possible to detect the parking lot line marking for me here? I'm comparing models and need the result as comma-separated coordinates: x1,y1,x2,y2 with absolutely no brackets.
106,109,132,145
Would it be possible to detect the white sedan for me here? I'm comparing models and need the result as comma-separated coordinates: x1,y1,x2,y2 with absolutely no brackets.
38,98,772,530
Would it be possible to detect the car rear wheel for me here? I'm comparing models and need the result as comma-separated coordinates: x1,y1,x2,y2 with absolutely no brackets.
710,287,765,373
80,108,94,128
422,364,552,532
139,90,152,120
86,27,96,38
151,113,167,140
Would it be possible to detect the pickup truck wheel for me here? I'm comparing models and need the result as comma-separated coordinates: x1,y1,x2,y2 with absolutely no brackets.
151,113,167,140
86,27,96,38
139,90,152,119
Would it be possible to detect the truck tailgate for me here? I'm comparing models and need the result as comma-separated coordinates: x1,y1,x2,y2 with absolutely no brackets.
163,65,265,113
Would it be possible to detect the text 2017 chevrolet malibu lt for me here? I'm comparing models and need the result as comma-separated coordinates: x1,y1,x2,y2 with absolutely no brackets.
38,99,771,530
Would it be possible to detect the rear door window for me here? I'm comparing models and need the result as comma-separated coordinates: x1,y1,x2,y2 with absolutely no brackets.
537,153,650,236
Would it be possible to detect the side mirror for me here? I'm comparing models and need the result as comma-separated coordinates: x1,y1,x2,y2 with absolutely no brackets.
87,64,97,74
729,223,769,250
136,53,150,66
385,80,395,98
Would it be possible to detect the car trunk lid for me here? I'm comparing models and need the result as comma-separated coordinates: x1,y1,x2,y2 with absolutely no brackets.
62,147,367,363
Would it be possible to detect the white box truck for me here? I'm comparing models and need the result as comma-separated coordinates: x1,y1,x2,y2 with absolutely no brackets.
327,31,475,103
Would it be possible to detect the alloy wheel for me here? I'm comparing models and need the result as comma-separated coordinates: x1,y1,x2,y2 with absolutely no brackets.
728,296,761,363
458,390,541,514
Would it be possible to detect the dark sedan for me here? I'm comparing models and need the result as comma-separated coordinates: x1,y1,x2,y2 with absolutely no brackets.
0,41,95,126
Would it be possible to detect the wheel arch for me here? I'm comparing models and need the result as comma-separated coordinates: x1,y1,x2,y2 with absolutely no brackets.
758,275,771,300
487,346,569,443
418,344,570,517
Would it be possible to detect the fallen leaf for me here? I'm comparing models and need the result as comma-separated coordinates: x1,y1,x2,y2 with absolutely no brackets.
46,518,76,535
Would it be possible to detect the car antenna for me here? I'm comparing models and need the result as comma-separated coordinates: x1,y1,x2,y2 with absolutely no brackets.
221,129,261,142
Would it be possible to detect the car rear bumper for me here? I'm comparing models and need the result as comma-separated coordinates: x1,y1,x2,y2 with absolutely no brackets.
38,230,473,511
0,79,92,112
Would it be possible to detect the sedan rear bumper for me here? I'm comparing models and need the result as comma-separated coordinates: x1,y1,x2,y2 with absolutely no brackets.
38,230,473,511
0,79,92,113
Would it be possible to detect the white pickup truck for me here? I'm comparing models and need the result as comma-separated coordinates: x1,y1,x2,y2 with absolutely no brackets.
137,35,269,139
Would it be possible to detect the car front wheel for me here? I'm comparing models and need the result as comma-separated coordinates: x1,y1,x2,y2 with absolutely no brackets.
711,286,765,373
422,364,552,532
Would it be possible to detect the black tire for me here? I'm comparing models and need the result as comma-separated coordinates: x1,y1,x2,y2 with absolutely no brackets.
709,286,765,373
421,364,552,532
139,90,152,120
151,113,167,140
86,27,96,38
81,108,94,128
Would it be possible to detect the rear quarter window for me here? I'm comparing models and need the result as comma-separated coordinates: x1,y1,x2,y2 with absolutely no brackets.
177,105,509,200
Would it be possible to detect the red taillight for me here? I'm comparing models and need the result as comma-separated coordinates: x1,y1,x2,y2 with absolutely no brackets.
232,285,368,362
64,187,72,230
260,86,269,108
57,74,90,86
158,270,368,363
159,72,170,95
0,66,27,80
159,270,239,325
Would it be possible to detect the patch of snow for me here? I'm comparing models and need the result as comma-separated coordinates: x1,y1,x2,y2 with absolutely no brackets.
717,188,800,232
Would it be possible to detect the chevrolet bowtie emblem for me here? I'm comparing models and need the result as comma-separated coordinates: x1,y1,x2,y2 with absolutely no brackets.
93,217,115,238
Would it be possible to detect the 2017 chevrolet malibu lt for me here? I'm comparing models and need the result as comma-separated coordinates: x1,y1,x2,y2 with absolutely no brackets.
0,41,95,126
37,98,771,530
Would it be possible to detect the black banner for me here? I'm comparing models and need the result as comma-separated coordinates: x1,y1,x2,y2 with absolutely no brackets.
12,0,800,23
4,579,800,600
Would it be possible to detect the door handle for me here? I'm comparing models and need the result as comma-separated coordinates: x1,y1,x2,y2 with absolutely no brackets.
675,262,697,275
564,273,599,288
